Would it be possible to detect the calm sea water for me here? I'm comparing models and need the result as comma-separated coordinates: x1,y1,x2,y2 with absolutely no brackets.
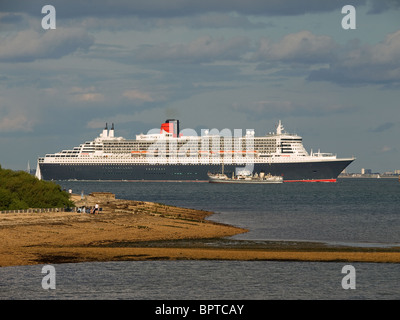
1,178,399,300
61,178,400,244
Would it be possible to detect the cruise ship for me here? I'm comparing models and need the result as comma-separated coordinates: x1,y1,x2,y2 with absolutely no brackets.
36,119,355,182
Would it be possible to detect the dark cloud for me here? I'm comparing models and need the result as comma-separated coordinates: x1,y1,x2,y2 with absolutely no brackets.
253,31,338,64
367,0,400,13
368,122,396,133
251,29,400,86
232,100,355,120
0,28,94,63
133,35,250,64
308,30,400,85
81,13,272,31
0,12,23,24
85,35,251,69
1,0,366,18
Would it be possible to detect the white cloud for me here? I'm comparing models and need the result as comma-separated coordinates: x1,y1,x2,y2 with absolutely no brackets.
381,145,397,153
69,87,104,102
123,89,154,102
74,93,104,102
0,113,34,132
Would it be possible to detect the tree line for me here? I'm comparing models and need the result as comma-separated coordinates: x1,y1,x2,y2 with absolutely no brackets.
0,165,74,210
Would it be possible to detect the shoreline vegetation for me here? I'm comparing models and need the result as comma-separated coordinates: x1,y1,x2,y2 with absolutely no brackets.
1,192,400,267
0,166,73,211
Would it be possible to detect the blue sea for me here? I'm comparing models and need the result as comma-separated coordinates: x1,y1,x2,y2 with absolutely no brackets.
1,178,399,300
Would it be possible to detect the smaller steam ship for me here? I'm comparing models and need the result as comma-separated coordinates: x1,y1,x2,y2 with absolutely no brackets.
208,170,283,184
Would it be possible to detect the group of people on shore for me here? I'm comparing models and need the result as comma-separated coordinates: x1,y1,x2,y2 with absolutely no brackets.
68,189,101,215
77,203,100,214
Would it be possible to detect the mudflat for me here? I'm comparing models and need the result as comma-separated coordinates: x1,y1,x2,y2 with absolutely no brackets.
1,193,399,267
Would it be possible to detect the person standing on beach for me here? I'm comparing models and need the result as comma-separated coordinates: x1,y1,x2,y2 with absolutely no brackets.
94,203,99,215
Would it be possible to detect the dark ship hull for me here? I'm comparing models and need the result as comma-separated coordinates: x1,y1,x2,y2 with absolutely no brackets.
39,159,354,182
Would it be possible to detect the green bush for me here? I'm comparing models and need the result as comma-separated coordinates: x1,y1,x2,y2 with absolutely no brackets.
0,165,74,210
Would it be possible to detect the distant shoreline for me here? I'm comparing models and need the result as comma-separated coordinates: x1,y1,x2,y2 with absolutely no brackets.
339,174,400,179
1,192,399,267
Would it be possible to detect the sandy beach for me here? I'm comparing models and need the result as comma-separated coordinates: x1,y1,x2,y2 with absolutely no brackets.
1,192,399,267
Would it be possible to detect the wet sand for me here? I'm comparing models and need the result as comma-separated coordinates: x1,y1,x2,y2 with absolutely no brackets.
1,193,399,267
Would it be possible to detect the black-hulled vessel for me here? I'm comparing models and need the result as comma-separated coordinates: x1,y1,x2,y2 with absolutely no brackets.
36,120,355,182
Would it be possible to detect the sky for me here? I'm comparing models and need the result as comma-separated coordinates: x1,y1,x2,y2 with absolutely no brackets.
0,0,399,173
